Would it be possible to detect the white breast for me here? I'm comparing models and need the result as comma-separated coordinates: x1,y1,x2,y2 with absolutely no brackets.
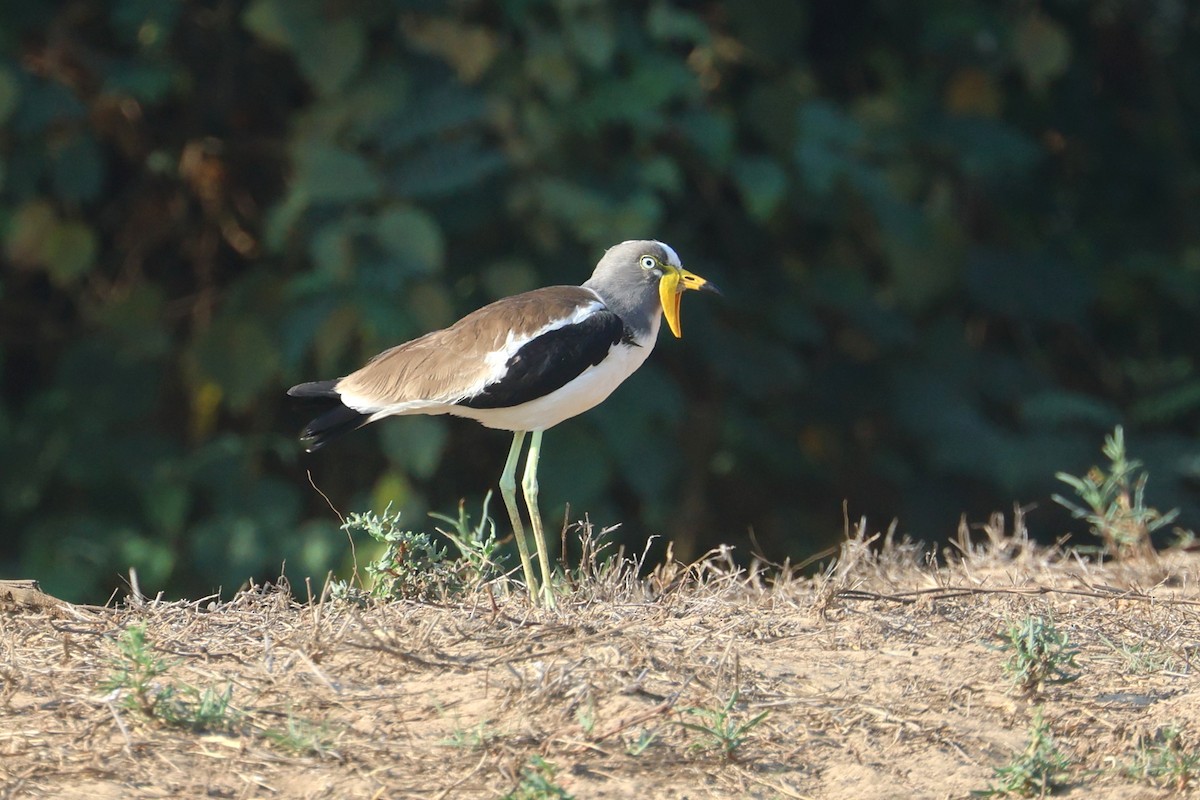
448,323,659,432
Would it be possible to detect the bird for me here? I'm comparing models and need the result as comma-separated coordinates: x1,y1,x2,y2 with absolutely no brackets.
288,240,718,606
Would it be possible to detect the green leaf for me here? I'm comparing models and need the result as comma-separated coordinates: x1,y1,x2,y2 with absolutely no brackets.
291,141,382,204
4,199,57,267
111,0,181,49
243,0,364,94
1131,380,1200,424
388,139,506,198
1013,12,1071,91
574,57,699,132
647,2,710,44
188,318,280,412
373,206,444,276
309,219,357,280
564,8,616,70
928,117,1042,182
42,220,98,285
298,17,366,96
241,0,295,47
1021,391,1121,428
732,156,788,221
376,85,488,151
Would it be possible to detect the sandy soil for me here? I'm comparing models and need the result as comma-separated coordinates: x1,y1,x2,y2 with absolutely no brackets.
2,519,1199,799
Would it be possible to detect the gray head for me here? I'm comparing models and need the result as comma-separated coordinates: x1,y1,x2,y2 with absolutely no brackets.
583,240,717,338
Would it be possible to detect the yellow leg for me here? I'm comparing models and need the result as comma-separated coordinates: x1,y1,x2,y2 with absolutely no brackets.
499,430,538,602
521,429,555,608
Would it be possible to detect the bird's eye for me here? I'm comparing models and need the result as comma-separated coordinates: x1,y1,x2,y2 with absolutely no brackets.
640,255,657,270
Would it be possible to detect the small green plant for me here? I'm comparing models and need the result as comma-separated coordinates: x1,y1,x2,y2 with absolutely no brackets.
103,624,173,716
1097,634,1180,675
429,491,502,583
574,700,596,735
440,720,500,750
679,688,770,761
344,505,455,599
625,728,658,756
155,683,237,731
337,498,502,601
999,616,1081,696
1053,426,1179,557
103,624,239,732
503,756,574,800
261,713,338,758
1126,726,1200,791
974,708,1072,797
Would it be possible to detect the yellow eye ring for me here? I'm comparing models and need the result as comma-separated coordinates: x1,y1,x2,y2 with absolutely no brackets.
640,255,657,270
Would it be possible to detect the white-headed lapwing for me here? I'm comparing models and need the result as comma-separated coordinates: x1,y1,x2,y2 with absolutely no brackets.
289,240,718,606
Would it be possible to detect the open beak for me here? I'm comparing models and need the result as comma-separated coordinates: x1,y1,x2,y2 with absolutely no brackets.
659,265,720,338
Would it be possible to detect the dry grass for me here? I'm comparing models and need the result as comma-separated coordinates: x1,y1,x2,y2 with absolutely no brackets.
3,512,1200,799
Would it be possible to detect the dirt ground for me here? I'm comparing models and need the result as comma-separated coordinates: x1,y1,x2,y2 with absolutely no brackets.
2,516,1199,799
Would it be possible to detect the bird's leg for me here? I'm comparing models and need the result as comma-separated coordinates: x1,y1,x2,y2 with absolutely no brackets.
499,430,538,602
521,429,556,608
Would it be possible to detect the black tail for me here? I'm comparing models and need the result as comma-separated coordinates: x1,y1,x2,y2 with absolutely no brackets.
287,380,371,452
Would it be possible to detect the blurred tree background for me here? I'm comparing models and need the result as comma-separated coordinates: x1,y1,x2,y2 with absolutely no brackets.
2,0,1199,602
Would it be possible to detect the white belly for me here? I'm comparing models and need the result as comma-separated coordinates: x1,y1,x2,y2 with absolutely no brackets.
449,338,656,431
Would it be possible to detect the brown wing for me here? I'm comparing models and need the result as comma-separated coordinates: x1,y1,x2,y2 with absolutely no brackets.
335,286,603,407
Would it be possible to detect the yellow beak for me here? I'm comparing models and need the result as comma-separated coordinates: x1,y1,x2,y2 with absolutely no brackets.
658,265,719,338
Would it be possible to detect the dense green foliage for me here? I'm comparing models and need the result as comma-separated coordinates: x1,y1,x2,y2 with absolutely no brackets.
2,1,1199,601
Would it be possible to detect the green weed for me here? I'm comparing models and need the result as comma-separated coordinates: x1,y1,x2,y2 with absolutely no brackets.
999,616,1081,696
335,498,502,601
102,623,173,716
1125,726,1199,791
1097,634,1180,675
345,505,455,599
261,713,338,758
103,624,237,732
156,683,236,731
503,756,574,800
679,688,769,761
974,708,1071,797
429,491,502,582
625,728,658,756
440,720,500,750
1053,426,1180,557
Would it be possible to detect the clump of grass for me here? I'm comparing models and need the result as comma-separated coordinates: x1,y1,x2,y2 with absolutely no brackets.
103,624,237,732
1097,633,1180,675
155,684,236,731
679,688,770,761
261,713,339,758
105,625,338,750
999,616,1081,696
503,755,574,800
625,728,658,756
102,623,173,716
334,498,502,602
975,708,1072,797
429,491,502,583
440,720,500,750
1053,426,1180,558
346,505,455,599
1125,726,1199,791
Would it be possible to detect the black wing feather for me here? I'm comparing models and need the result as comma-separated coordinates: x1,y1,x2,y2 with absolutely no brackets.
287,380,369,451
458,311,629,410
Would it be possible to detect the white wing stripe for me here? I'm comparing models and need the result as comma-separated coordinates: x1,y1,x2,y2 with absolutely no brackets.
480,298,606,380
